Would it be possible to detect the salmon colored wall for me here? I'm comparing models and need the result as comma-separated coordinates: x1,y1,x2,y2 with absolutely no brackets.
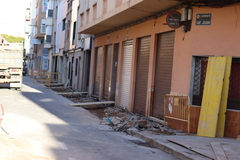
94,15,173,46
91,4,240,138
93,4,240,104
172,5,240,95
93,14,174,113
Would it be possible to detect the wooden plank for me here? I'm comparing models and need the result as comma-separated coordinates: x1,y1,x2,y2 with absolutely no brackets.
197,57,226,137
211,142,228,160
69,101,115,106
55,92,88,95
216,57,232,137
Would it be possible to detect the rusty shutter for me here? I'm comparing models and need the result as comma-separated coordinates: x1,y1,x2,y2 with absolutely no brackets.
103,45,112,100
93,47,102,96
152,31,175,119
120,40,133,108
133,36,151,115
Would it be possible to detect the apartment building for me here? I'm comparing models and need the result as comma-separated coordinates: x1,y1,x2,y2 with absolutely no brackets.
30,0,48,71
24,0,31,63
77,0,240,138
64,0,92,91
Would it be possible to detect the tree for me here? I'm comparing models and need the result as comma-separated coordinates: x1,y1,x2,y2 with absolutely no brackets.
0,34,24,43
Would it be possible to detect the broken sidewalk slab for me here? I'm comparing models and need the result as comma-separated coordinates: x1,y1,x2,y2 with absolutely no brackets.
167,138,215,159
55,92,88,95
127,130,213,160
166,136,240,160
211,142,227,160
69,101,115,106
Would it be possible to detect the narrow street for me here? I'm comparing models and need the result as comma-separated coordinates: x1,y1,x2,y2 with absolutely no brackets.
0,76,179,160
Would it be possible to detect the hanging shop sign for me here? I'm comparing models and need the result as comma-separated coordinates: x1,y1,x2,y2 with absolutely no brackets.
166,11,181,29
196,13,212,26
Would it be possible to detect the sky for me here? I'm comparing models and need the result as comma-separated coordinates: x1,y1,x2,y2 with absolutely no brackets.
0,0,30,37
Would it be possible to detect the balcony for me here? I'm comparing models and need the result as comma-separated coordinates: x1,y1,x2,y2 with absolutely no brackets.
78,0,181,35
44,35,52,49
33,31,45,40
46,18,53,26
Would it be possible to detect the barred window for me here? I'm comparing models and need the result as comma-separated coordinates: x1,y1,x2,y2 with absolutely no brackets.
192,56,208,106
192,57,240,110
228,58,240,110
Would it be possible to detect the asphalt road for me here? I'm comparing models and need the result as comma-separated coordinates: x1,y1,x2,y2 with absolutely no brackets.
0,76,179,160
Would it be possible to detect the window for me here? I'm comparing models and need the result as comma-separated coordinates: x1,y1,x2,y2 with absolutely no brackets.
55,6,58,19
93,3,97,20
103,0,108,14
80,13,84,27
47,9,53,18
192,56,240,110
62,18,66,31
86,9,89,24
86,0,90,10
116,0,122,7
41,19,46,33
42,0,48,12
35,7,39,17
72,21,76,45
192,56,208,106
75,58,78,76
68,62,71,79
45,35,51,43
54,32,56,46
93,0,98,6
228,58,240,110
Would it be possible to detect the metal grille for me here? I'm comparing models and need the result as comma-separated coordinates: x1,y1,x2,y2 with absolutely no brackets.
228,58,240,110
133,36,150,115
120,40,133,109
192,56,208,106
152,31,175,119
103,45,112,100
192,57,240,110
93,47,102,96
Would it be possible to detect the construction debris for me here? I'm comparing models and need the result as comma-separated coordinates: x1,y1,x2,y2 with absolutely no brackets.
51,87,182,135
99,106,180,135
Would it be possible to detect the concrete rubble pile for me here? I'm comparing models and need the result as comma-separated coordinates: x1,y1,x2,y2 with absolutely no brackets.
100,106,180,135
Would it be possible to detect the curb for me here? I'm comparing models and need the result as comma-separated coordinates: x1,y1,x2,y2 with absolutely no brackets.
127,129,212,160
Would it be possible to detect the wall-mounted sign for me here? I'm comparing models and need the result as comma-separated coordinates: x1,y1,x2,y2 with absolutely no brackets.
196,13,212,26
84,37,92,51
166,11,181,29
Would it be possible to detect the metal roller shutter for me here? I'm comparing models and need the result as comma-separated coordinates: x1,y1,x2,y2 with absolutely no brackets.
93,47,102,96
109,43,119,101
152,31,175,119
133,36,151,115
120,40,133,108
103,45,112,100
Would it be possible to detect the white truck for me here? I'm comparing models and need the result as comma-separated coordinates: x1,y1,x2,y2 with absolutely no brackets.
0,44,23,90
